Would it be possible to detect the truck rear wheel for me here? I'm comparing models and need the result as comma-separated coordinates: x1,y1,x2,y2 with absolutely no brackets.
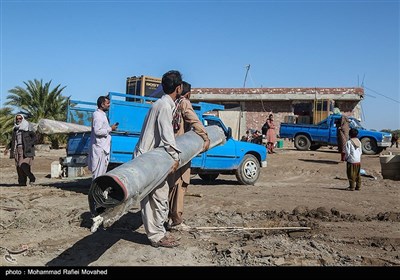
294,135,311,151
198,173,219,183
235,154,260,185
361,137,379,155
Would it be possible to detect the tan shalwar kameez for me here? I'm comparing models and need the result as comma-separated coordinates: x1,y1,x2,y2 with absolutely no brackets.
168,97,209,225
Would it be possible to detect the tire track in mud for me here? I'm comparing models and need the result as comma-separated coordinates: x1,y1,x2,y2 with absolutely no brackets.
184,207,400,266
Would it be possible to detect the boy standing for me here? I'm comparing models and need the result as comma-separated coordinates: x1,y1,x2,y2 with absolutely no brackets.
345,128,362,191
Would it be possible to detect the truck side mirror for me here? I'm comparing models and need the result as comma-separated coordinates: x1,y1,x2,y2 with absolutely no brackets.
227,127,232,139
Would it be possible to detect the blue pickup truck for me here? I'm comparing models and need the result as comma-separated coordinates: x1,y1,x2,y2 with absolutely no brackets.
65,92,267,185
279,114,391,155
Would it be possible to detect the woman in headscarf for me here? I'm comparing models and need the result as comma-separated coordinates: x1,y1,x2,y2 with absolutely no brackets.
265,114,277,154
4,114,36,186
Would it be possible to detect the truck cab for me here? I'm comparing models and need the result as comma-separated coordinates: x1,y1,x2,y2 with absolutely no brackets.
192,114,267,185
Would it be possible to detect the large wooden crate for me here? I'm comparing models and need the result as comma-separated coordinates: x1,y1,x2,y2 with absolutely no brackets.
126,75,161,97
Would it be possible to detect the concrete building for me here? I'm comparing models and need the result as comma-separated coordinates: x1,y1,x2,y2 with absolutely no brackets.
190,87,364,140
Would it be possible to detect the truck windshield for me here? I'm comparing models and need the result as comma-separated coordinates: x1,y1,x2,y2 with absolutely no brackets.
204,118,228,132
350,118,364,129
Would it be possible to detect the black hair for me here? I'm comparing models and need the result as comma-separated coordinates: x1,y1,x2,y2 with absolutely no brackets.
181,81,191,96
349,128,359,138
162,70,182,95
97,96,109,108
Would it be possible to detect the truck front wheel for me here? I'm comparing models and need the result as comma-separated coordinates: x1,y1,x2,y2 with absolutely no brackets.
361,137,379,155
294,135,311,151
235,154,260,185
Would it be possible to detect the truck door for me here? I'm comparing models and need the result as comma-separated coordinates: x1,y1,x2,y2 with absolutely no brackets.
313,119,329,143
330,117,339,145
194,118,238,170
203,136,237,169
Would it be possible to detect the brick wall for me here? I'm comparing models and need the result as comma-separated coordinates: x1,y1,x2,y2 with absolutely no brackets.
242,101,292,134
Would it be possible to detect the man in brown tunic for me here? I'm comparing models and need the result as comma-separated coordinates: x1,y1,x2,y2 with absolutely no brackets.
168,81,210,229
337,115,350,161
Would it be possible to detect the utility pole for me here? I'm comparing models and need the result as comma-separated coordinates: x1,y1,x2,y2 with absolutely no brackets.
243,64,250,88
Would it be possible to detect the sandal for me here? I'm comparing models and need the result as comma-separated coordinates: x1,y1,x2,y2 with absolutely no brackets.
151,236,180,248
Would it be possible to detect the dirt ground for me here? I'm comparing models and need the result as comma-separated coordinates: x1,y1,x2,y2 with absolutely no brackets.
0,141,399,267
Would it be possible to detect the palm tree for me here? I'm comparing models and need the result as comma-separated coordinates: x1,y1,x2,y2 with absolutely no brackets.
5,79,69,146
6,79,68,122
0,107,15,146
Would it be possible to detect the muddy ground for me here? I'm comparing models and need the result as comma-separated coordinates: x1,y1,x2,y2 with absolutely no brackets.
0,142,399,267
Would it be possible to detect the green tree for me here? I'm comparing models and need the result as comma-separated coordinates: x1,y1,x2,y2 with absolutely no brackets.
0,107,15,146
5,79,69,147
6,79,68,122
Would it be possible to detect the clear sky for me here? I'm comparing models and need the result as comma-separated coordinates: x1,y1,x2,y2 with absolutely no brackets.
1,0,399,130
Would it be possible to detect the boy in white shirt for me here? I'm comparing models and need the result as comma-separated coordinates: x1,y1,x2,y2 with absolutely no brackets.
345,128,362,191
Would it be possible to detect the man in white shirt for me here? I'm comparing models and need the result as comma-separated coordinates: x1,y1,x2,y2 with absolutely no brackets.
88,96,118,179
134,70,182,248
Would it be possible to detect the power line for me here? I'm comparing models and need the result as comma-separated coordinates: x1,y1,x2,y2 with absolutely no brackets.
245,66,269,112
360,101,366,123
247,68,257,88
243,64,250,88
362,93,376,99
363,86,400,104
